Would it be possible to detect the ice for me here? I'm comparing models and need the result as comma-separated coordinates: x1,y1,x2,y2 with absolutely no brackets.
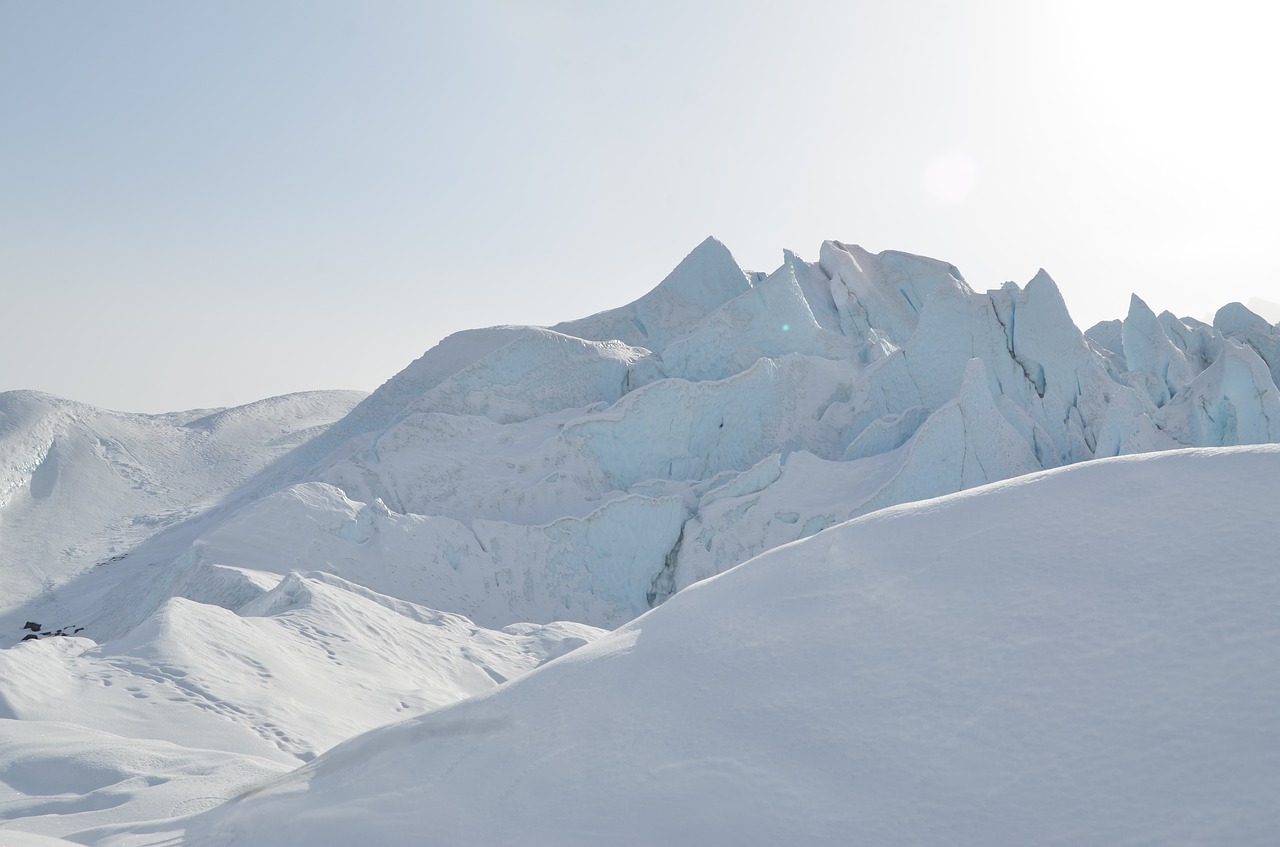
1157,339,1280,446
661,263,850,382
553,236,752,350
402,328,648,424
1120,294,1195,408
142,481,686,629
565,354,852,489
1215,301,1280,387
1084,318,1127,372
820,240,970,350
6,235,1280,844
672,360,1038,591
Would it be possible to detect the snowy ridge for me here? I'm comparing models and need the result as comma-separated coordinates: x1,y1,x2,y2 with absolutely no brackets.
0,390,365,625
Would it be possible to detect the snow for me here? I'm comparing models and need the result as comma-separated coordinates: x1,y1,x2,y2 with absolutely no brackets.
4,236,1280,844
140,446,1280,847
401,328,647,425
0,569,603,840
0,390,365,641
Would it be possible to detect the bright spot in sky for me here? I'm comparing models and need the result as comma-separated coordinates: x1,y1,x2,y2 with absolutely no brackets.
781,324,790,332
0,2,1275,412
920,152,978,206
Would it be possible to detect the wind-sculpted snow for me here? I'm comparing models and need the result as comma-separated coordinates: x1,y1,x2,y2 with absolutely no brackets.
0,720,289,843
0,568,602,839
158,447,1280,847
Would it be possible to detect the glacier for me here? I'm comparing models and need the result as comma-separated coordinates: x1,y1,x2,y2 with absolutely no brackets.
51,235,1272,635
2,236,1279,844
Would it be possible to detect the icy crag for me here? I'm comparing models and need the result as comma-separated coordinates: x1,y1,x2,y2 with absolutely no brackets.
106,237,1280,630
10,238,1278,640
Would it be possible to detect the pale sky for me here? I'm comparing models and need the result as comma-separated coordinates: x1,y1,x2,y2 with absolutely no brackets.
2,1,1277,413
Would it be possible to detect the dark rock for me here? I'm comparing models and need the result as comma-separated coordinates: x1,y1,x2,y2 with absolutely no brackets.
21,634,38,642
23,621,40,632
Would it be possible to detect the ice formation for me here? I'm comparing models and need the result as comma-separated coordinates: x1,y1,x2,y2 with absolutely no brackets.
7,236,1280,637
2,236,1279,843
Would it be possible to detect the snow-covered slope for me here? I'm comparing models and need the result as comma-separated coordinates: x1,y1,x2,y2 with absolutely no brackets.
0,390,365,633
114,445,1280,847
4,236,1280,845
0,568,601,839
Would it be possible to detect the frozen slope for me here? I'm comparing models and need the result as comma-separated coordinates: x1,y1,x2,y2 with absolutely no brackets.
151,445,1280,847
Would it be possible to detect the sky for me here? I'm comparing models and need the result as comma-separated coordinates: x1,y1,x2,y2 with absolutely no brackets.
2,0,1277,413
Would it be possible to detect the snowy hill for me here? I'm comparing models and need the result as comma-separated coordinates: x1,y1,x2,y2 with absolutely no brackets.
0,390,365,631
2,236,1280,844
103,446,1280,846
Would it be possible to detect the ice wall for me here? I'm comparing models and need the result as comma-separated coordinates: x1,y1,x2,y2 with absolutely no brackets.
30,238,1280,637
